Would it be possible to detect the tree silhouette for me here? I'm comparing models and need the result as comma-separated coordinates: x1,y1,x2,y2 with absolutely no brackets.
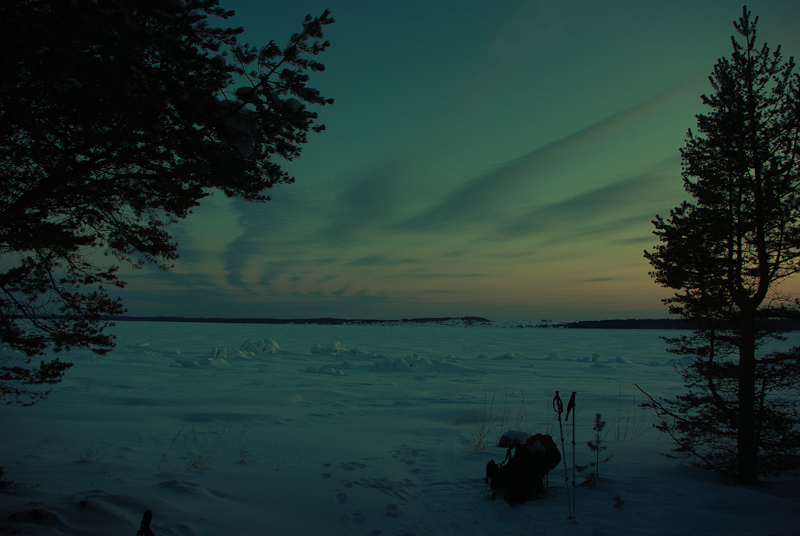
0,0,333,404
644,7,800,484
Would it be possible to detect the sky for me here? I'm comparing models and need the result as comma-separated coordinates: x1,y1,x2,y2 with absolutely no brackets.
117,0,800,322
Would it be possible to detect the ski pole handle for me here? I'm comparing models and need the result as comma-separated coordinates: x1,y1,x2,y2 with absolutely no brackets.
553,391,563,414
566,391,576,421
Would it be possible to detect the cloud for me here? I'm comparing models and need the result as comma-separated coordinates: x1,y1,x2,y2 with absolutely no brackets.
581,276,625,283
205,158,422,292
348,255,421,267
392,78,699,236
316,161,417,245
171,193,245,264
128,55,698,315
498,161,683,240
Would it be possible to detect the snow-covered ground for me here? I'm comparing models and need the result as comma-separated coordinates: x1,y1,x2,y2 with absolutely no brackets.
1,321,798,535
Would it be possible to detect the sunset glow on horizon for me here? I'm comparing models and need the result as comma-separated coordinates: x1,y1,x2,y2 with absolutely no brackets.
116,0,800,322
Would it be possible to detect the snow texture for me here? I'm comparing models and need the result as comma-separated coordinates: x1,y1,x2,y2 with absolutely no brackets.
1,321,798,535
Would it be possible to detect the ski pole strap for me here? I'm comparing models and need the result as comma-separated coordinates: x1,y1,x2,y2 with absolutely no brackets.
553,391,563,414
502,446,513,466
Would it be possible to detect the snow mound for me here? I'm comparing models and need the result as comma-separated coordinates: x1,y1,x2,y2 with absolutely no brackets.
173,356,230,368
211,347,250,359
493,352,527,360
373,353,466,373
114,343,173,364
475,352,528,360
304,365,345,376
578,352,604,363
312,341,344,355
577,353,631,366
347,347,384,359
240,338,281,355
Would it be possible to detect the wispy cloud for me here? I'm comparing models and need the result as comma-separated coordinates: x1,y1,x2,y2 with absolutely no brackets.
498,162,683,240
392,81,694,237
161,77,693,304
348,255,421,267
317,161,417,245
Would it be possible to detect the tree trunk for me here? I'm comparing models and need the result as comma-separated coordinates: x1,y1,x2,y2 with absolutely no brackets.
737,309,758,484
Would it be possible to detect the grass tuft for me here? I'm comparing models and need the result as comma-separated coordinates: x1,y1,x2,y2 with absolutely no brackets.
79,445,104,463
609,385,649,441
462,389,528,455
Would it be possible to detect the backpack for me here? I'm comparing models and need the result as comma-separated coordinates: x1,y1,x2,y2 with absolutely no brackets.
485,433,561,504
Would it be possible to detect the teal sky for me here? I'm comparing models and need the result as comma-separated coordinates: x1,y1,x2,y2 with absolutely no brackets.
118,0,800,322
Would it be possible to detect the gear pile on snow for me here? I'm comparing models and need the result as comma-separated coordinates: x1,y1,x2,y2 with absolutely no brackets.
485,432,561,504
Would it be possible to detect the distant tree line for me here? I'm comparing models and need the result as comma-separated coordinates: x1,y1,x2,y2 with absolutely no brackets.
100,316,494,326
563,319,800,330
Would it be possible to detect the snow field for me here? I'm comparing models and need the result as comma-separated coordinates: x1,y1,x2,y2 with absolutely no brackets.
1,322,799,535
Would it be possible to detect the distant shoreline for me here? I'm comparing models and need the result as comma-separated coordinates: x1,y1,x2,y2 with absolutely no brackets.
102,316,800,330
104,315,496,326
104,316,688,329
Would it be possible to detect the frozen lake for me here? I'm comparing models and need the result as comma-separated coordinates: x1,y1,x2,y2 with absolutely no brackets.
1,321,798,535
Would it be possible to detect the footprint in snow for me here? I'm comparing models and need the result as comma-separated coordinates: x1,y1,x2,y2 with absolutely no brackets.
340,461,368,471
341,510,365,525
383,503,403,517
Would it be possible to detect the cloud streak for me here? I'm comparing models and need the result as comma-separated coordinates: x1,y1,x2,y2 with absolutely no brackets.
498,162,682,240
111,0,800,321
159,78,692,311
390,78,698,237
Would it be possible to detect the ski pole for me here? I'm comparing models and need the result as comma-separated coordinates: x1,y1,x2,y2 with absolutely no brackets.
553,391,572,520
566,391,576,522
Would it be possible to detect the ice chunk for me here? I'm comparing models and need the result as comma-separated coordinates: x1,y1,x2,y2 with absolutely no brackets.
240,338,281,355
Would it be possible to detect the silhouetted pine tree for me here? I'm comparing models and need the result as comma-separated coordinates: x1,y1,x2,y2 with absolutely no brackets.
0,1,334,404
643,7,800,484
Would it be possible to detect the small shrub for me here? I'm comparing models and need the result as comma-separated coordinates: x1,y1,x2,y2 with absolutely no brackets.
236,441,255,464
158,415,253,471
184,415,231,472
79,445,104,463
577,413,613,486
185,453,212,472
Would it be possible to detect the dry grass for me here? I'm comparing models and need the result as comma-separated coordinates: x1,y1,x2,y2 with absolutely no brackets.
157,415,253,471
79,445,104,463
462,389,528,455
609,385,649,441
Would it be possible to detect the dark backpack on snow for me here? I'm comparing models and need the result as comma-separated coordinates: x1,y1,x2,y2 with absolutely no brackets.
484,433,561,504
